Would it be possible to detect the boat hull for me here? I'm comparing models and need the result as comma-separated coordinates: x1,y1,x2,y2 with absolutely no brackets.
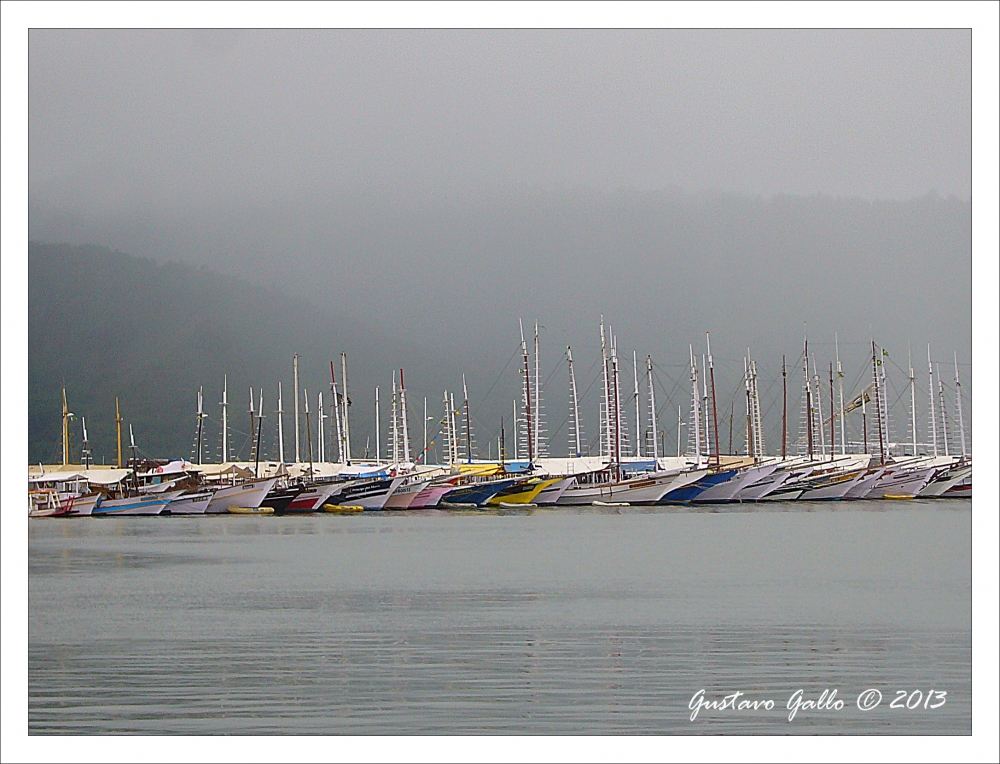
205,478,278,514
93,490,183,516
328,477,407,510
166,491,214,514
693,464,779,503
408,483,455,509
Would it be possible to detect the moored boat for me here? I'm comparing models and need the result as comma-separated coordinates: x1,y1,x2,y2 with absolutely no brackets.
205,478,278,514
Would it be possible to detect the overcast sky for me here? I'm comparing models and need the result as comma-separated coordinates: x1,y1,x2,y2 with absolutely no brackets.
26,28,974,448
30,28,970,214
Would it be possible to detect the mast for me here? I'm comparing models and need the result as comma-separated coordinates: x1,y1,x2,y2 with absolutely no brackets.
128,423,137,481
744,355,753,458
689,345,702,467
927,345,938,457
908,345,917,457
391,373,399,464
303,388,313,478
422,397,427,464
254,388,264,477
293,353,301,463
701,354,709,459
937,365,950,457
750,355,764,460
728,402,734,456
330,362,343,464
318,391,326,463
954,352,967,459
611,344,622,479
600,317,610,459
450,392,459,465
81,417,91,470
61,388,70,466
811,357,825,457
534,322,543,459
677,404,683,458
277,382,286,465
633,351,642,459
829,363,835,461
781,356,787,459
804,339,813,460
116,397,123,469
520,320,534,466
567,346,582,458
400,369,411,464
462,374,473,463
375,386,381,464
836,334,846,455
196,386,205,465
512,399,519,461
872,341,885,464
646,355,658,461
221,375,228,463
248,387,256,464
340,352,352,465
500,418,506,469
707,334,720,467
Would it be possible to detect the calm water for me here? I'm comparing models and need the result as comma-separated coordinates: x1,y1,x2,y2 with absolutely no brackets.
29,501,971,734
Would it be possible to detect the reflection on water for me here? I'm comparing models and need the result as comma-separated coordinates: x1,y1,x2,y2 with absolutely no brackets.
29,503,971,734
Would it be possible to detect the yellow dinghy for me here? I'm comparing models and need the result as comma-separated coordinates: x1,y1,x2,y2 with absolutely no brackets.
323,504,364,513
228,505,275,514
883,494,915,500
486,477,563,506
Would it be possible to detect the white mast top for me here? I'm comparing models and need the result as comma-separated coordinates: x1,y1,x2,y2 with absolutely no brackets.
927,344,938,457
221,375,228,464
293,354,301,463
646,355,658,461
400,369,411,465
954,352,967,459
277,382,285,465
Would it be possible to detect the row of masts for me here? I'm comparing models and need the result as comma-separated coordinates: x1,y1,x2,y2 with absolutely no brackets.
57,325,969,471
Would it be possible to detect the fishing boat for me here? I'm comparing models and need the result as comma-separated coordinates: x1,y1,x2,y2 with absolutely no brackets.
533,475,578,505
93,489,185,516
440,476,527,507
658,469,739,504
326,475,407,510
407,481,457,509
205,477,278,514
918,460,972,498
281,481,343,512
28,490,73,517
267,485,307,514
486,476,563,506
383,474,436,509
556,468,691,506
864,464,938,499
692,462,779,503
165,490,214,514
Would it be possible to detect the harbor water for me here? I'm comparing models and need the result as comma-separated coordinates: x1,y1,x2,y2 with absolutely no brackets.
29,501,971,735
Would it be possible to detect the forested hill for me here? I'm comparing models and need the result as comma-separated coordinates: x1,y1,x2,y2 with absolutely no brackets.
28,242,459,464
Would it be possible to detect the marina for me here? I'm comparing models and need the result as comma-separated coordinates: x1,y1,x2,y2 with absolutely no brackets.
29,324,972,517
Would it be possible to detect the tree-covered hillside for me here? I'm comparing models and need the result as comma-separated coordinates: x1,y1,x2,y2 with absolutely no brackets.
28,243,460,464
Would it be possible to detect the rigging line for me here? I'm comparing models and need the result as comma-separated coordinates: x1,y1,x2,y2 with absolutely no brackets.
475,343,522,409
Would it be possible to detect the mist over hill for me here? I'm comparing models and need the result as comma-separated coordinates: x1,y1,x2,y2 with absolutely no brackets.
29,183,972,466
28,243,469,465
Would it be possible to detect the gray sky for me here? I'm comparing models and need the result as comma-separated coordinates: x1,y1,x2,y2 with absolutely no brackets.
27,29,973,452
30,28,970,213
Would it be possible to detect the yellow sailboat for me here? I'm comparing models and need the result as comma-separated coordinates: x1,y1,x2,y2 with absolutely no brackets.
486,476,563,506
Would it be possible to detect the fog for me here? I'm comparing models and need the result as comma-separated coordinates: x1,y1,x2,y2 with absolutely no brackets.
28,29,972,455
